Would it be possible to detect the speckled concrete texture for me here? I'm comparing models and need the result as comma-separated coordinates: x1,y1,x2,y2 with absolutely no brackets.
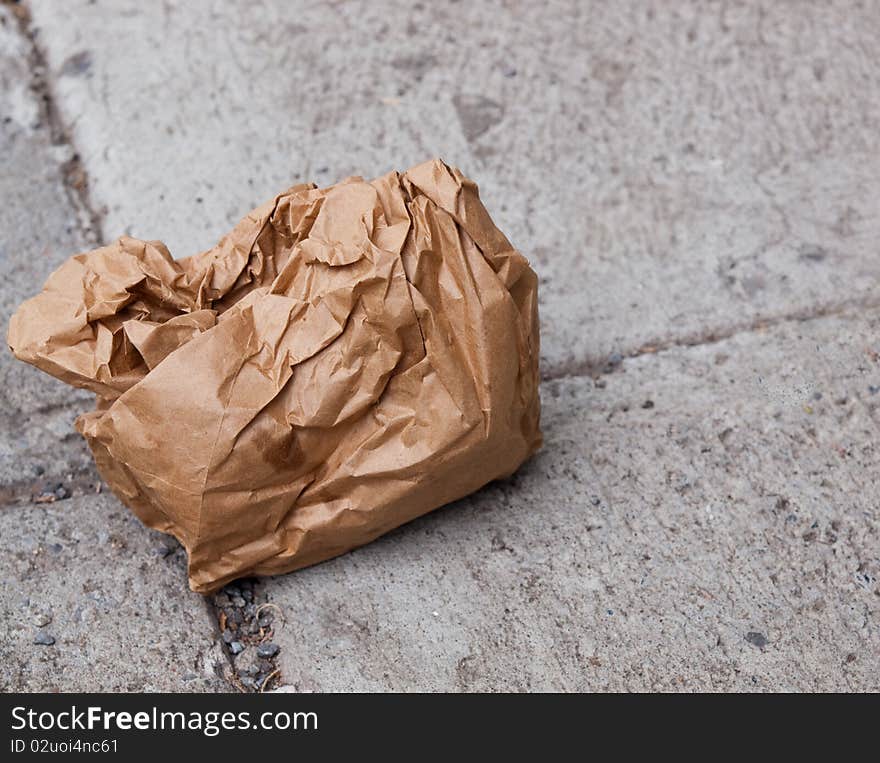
0,493,229,691
0,4,94,489
1,0,878,691
0,3,227,692
266,309,879,691
25,0,880,375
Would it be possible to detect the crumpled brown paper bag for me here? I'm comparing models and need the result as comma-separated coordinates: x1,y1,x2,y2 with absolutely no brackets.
8,159,541,593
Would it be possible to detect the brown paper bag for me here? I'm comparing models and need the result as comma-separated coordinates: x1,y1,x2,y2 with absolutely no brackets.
8,159,541,593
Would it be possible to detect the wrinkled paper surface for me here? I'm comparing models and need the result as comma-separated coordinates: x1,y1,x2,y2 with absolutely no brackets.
8,159,541,593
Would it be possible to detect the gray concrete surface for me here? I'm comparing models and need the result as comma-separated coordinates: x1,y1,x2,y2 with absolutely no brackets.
0,0,877,692
0,3,93,489
0,3,228,692
0,493,228,692
266,309,879,691
26,0,880,376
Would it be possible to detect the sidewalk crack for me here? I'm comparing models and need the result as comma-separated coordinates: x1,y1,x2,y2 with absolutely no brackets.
5,0,104,244
543,294,880,381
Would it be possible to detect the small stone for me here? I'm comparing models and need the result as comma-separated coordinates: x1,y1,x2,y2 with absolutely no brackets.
235,648,262,676
242,588,254,603
214,593,231,608
35,481,71,502
224,586,241,599
33,612,52,627
47,543,63,554
153,544,175,558
243,603,256,618
33,631,55,646
746,631,768,648
221,630,235,645
641,400,655,409
231,596,246,608
229,641,244,655
256,642,280,659
257,614,273,628
240,676,256,690
227,608,243,625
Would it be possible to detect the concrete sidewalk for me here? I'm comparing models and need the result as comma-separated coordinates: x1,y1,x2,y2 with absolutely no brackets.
0,0,877,691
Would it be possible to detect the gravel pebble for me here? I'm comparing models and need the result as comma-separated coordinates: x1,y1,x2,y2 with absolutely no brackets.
33,631,55,646
229,641,244,655
227,608,243,625
37,482,72,501
256,642,279,659
746,631,769,648
33,612,52,627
